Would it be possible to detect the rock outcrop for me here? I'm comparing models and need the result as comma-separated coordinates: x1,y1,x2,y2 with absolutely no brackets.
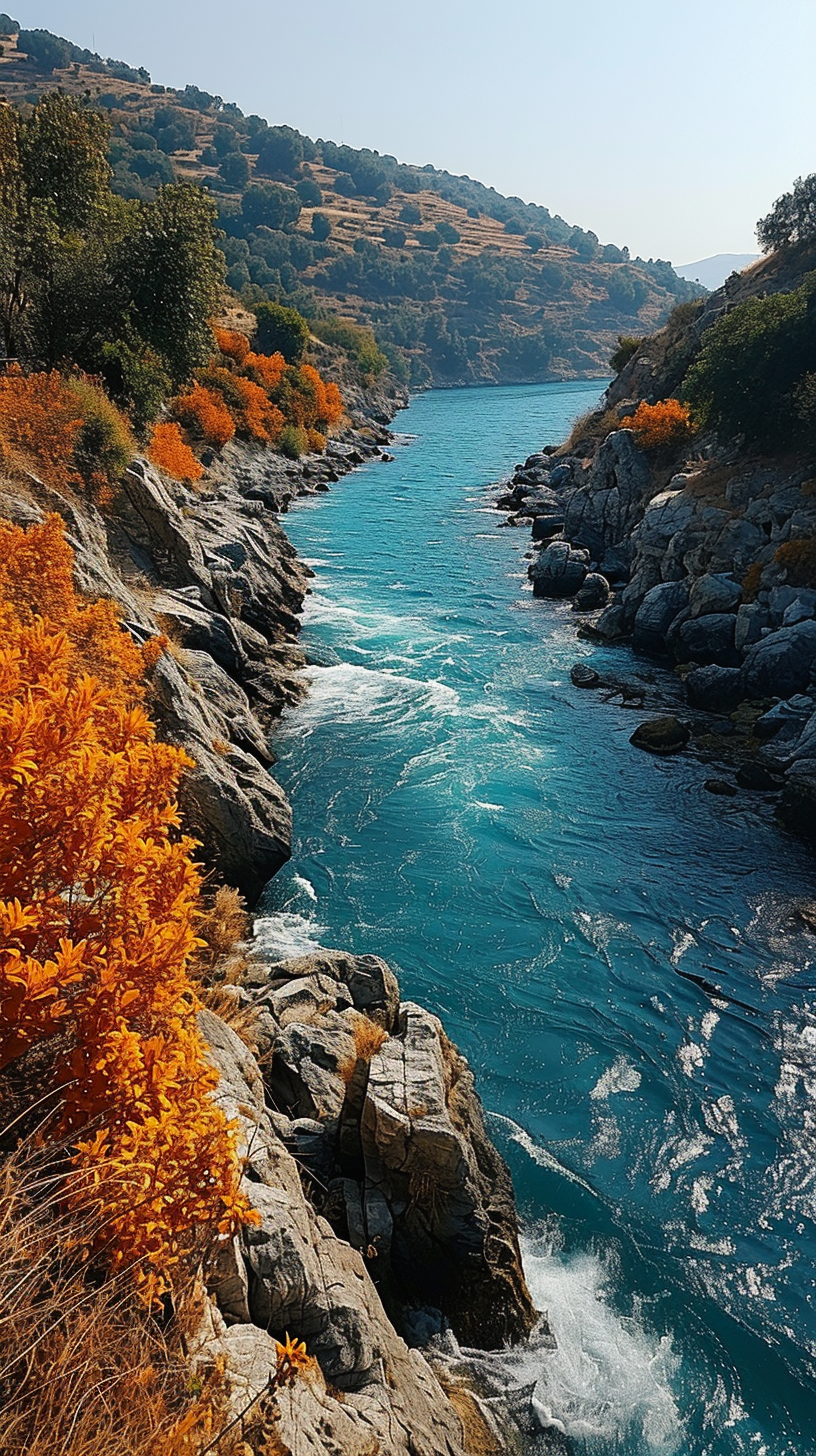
194,942,541,1455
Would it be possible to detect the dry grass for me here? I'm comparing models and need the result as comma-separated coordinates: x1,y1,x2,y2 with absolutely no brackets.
337,1018,389,1086
193,887,261,1050
0,1131,242,1456
560,405,621,456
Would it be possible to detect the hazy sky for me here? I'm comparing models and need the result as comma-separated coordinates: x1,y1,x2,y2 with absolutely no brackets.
15,1,816,264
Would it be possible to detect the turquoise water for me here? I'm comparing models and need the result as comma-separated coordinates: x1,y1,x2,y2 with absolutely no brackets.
259,382,816,1455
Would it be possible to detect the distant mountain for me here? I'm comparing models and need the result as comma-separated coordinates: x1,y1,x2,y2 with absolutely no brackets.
675,253,759,291
0,23,701,387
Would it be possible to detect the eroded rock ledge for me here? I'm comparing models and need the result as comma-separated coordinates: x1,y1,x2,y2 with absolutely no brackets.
197,947,540,1455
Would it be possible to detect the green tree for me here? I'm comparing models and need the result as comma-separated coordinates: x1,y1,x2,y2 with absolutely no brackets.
757,174,816,252
119,183,223,386
219,151,250,188
683,273,816,445
253,300,310,362
256,126,304,178
296,175,322,207
311,211,331,241
240,180,301,231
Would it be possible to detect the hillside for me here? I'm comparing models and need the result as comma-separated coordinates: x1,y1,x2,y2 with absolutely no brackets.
675,252,759,290
0,20,702,386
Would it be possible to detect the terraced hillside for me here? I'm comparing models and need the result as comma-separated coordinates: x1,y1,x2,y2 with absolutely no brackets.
0,22,703,385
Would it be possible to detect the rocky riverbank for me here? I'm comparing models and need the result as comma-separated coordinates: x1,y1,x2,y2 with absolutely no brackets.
495,247,816,839
0,383,546,1452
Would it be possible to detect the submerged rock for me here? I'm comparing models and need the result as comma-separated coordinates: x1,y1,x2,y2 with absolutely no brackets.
570,663,602,688
705,779,738,796
630,716,691,755
685,664,745,713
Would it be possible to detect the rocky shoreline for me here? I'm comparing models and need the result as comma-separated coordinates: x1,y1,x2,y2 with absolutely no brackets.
0,385,549,1453
494,325,816,843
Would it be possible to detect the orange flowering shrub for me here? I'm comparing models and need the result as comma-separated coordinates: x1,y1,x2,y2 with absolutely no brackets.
0,516,253,1302
625,398,694,451
212,326,250,365
242,348,287,392
0,369,83,486
230,375,285,443
299,363,344,429
172,383,235,449
147,422,204,482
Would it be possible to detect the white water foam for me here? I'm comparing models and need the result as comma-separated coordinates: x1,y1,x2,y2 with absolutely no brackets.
473,1232,683,1453
590,1056,642,1101
254,911,328,961
284,662,461,730
523,1238,682,1452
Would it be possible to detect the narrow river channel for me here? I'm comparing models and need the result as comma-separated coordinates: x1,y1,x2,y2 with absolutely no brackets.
259,382,816,1455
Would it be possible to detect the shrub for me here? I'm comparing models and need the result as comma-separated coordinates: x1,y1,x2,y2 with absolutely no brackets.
243,348,287,390
310,315,387,379
624,397,693,451
436,220,460,245
0,516,254,1304
213,325,251,364
172,383,235,447
0,368,83,485
609,335,643,373
742,560,764,601
773,537,816,589
525,233,544,253
255,125,304,178
311,211,331,241
100,338,172,436
148,421,203,481
683,273,816,446
66,376,135,483
382,224,406,248
416,228,441,250
253,300,310,362
333,172,356,197
278,422,308,458
240,180,301,232
399,201,421,225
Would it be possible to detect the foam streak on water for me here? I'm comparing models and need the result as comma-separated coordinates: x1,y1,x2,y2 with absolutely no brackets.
261,383,816,1454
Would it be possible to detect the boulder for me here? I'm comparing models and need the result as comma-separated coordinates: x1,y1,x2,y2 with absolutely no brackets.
735,762,784,791
573,572,611,611
705,779,738,796
570,663,601,688
632,580,690,656
735,602,768,653
531,513,566,541
677,612,739,667
528,540,588,598
260,950,400,1031
629,716,691,755
685,664,746,713
743,620,816,699
688,573,742,618
755,696,815,739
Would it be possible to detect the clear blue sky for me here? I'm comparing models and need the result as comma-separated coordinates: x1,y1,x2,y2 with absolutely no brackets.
14,0,816,264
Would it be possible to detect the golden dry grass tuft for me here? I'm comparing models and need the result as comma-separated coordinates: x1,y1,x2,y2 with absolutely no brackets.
0,1132,243,1456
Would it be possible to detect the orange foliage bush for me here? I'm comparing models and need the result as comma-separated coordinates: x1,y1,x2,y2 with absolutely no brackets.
774,536,816,589
0,368,83,486
0,516,253,1302
231,375,285,443
243,348,287,392
298,363,344,429
625,398,694,452
148,422,204,482
172,384,235,449
213,326,250,365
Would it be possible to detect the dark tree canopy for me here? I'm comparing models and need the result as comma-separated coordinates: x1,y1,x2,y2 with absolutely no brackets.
252,300,310,362
757,174,816,252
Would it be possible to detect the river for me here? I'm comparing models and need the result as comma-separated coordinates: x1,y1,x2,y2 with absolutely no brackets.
258,381,816,1455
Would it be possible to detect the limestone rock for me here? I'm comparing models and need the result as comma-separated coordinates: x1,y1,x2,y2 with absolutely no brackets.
573,572,611,610
563,429,654,557
261,949,401,1030
688,573,742,618
677,612,739,667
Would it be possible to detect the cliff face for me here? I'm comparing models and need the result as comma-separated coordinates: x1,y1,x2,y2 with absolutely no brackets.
0,400,539,1451
495,242,816,833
